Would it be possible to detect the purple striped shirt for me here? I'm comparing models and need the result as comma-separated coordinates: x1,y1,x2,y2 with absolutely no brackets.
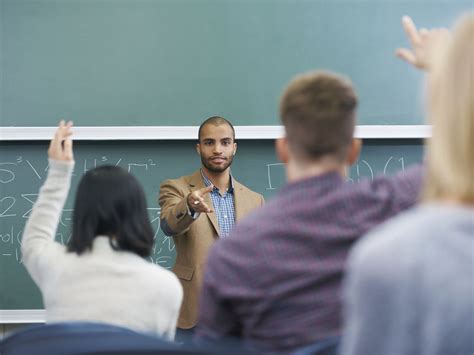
196,166,423,353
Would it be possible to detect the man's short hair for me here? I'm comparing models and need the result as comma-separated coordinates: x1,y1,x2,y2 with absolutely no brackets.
279,70,358,162
198,116,235,142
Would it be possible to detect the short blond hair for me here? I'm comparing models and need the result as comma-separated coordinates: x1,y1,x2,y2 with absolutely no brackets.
424,13,474,203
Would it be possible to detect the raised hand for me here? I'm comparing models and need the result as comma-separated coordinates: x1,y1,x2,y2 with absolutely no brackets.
187,185,214,213
48,120,74,161
396,16,451,71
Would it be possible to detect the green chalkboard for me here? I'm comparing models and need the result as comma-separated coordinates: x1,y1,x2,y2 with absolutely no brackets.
0,139,423,310
1,0,471,127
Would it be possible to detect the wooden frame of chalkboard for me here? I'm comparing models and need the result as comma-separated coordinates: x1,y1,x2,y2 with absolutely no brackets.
0,125,430,140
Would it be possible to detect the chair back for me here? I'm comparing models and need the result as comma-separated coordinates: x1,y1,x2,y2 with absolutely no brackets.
0,322,182,355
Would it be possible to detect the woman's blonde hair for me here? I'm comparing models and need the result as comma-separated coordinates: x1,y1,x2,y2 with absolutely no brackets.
424,13,474,203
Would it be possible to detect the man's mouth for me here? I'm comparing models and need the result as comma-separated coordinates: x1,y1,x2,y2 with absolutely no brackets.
210,157,226,163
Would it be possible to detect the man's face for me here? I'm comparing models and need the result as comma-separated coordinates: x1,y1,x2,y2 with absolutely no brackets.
197,123,237,174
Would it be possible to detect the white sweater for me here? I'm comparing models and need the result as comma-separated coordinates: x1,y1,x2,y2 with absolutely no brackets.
21,159,183,340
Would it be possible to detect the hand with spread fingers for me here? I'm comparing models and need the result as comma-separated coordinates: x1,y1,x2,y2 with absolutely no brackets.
187,185,214,213
48,120,74,162
396,16,451,71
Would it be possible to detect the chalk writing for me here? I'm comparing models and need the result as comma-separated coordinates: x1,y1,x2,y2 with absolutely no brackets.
0,197,16,217
266,163,285,190
268,156,408,188
0,162,16,183
0,156,176,271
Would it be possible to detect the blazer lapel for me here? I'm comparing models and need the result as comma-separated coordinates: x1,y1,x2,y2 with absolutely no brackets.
188,170,220,235
233,180,252,221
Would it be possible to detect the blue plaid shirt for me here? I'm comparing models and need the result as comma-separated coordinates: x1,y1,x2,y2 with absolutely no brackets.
201,170,235,238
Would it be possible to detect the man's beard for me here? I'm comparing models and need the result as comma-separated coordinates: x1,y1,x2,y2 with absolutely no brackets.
201,155,234,173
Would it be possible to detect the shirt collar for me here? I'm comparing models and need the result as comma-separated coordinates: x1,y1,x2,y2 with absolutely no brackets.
200,169,234,193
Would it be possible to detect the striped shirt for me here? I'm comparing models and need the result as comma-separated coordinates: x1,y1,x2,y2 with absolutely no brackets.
196,166,423,353
201,170,235,238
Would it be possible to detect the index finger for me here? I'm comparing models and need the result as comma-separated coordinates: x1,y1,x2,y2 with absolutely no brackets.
402,16,421,47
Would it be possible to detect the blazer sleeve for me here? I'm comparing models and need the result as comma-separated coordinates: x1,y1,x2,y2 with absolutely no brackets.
158,179,197,236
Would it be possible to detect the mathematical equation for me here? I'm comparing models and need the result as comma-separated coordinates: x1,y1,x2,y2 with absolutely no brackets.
1,153,413,268
0,207,175,266
0,155,159,183
0,156,176,268
266,156,408,190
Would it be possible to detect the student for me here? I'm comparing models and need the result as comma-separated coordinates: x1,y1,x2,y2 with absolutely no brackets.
159,116,264,337
21,121,183,340
341,15,474,355
195,64,424,353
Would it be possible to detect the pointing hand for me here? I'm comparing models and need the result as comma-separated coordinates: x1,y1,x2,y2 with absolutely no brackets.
187,185,214,213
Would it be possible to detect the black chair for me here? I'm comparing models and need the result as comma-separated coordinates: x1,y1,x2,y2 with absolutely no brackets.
0,322,214,355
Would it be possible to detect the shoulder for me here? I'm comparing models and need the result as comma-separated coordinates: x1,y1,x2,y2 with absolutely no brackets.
346,205,474,327
359,204,474,256
159,170,200,193
349,206,438,282
160,171,196,187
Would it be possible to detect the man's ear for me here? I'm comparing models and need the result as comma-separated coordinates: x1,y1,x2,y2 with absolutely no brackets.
233,142,237,156
346,138,361,166
196,143,201,156
276,137,289,164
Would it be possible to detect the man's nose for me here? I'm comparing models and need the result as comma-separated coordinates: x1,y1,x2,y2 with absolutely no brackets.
213,144,223,154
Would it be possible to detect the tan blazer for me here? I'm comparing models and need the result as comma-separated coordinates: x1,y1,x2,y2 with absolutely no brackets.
158,170,264,329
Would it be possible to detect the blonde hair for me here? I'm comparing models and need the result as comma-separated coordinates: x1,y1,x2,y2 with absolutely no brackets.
424,13,474,203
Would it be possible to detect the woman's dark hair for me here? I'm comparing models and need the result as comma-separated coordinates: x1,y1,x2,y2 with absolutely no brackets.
67,165,154,257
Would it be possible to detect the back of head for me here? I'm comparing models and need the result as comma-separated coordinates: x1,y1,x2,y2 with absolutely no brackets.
279,70,358,162
425,13,474,203
68,165,154,257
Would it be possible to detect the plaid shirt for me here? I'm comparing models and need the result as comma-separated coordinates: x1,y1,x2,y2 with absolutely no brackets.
201,170,235,238
196,166,423,353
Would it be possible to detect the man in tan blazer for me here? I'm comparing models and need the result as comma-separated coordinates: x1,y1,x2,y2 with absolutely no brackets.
159,116,264,335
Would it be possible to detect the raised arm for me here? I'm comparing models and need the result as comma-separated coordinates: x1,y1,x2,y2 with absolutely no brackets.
396,16,451,71
21,121,75,285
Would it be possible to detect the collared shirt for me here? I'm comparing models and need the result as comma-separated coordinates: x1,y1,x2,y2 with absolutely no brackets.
201,170,235,238
196,166,423,353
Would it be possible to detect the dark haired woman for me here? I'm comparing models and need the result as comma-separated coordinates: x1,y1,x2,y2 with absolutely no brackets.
21,121,182,340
